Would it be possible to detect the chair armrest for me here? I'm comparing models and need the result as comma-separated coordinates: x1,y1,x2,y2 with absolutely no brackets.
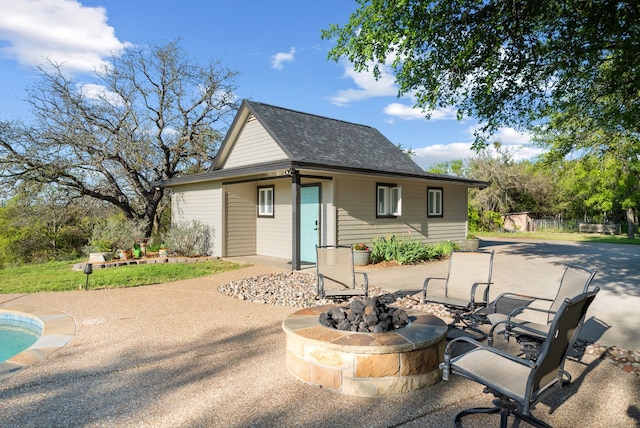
506,305,556,323
488,305,557,344
489,292,552,313
422,277,446,303
470,281,492,308
355,271,369,296
440,336,536,381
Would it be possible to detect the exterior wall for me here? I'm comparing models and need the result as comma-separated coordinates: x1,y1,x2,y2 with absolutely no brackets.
256,179,292,259
222,116,288,169
334,174,468,246
170,182,222,256
425,184,468,242
503,213,535,232
225,183,257,256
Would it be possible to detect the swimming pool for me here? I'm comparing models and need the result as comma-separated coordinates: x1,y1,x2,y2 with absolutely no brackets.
0,312,43,362
0,305,75,383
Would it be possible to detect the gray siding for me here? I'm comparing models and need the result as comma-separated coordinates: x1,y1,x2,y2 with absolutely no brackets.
170,182,222,256
256,180,292,259
334,174,468,246
222,116,287,169
225,184,256,256
425,184,468,241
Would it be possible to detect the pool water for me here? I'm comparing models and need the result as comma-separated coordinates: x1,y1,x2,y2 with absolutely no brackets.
0,321,41,362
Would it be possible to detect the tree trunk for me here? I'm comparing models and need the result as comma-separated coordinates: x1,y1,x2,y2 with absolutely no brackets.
627,207,636,239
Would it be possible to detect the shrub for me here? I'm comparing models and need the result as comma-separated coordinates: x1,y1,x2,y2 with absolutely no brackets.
370,234,454,265
162,220,212,256
84,215,146,254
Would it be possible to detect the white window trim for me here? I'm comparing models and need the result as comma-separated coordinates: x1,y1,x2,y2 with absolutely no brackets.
428,187,443,217
377,184,402,217
258,186,274,217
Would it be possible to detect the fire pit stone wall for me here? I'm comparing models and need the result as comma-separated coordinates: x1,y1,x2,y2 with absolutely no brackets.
282,304,448,397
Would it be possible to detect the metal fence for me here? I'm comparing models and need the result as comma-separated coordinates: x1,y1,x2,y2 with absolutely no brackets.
533,218,621,234
534,218,580,232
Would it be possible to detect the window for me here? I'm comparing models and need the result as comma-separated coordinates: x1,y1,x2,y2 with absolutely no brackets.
377,183,402,217
428,187,443,217
258,186,274,217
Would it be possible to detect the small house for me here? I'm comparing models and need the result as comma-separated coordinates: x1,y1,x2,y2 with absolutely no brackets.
161,100,487,269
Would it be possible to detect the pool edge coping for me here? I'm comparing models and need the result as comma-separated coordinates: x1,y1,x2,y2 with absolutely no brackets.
0,304,76,383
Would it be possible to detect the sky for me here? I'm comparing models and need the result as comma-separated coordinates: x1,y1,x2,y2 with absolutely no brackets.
0,0,543,170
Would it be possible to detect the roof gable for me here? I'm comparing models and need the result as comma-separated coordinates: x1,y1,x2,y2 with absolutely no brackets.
210,100,426,175
217,114,288,169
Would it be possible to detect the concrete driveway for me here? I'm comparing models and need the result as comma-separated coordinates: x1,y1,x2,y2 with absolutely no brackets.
366,237,640,350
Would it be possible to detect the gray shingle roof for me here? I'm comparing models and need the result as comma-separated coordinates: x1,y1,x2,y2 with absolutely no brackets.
161,100,488,188
242,100,426,175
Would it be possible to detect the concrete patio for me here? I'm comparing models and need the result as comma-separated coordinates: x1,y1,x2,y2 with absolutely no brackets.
0,238,638,427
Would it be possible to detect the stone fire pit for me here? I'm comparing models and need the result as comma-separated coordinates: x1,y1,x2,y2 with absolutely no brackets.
282,304,448,396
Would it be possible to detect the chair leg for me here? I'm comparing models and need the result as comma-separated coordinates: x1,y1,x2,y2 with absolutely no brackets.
454,407,501,427
454,395,552,428
455,398,513,428
450,313,488,341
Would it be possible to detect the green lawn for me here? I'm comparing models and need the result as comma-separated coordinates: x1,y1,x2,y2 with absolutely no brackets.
476,231,640,245
0,259,246,294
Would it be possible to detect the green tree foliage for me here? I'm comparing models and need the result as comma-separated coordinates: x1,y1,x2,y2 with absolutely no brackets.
0,189,94,267
535,110,640,237
428,159,465,177
323,0,639,149
0,40,239,237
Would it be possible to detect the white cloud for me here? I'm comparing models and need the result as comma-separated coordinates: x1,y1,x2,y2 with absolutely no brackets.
78,82,123,106
383,102,457,121
413,142,476,169
271,47,296,70
0,0,130,74
412,126,542,170
328,61,398,106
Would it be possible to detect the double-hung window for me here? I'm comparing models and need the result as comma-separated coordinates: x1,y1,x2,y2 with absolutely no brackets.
377,183,401,217
427,187,443,217
258,186,274,217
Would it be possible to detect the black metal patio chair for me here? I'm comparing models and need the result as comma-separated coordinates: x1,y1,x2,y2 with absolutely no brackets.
422,249,494,340
487,263,597,361
440,288,599,427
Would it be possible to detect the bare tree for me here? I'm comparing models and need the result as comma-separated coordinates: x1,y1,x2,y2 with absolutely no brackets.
0,40,239,236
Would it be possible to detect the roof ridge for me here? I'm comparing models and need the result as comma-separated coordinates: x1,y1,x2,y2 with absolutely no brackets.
245,100,376,130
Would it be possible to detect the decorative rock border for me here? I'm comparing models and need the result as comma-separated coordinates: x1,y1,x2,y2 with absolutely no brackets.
282,305,448,396
72,255,220,271
0,305,76,383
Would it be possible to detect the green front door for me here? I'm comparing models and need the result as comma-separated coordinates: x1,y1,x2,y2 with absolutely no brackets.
300,185,320,263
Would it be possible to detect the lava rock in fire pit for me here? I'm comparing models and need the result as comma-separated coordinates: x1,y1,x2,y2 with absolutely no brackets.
319,297,410,333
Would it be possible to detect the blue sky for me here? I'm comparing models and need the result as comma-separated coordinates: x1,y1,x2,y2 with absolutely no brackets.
0,0,541,169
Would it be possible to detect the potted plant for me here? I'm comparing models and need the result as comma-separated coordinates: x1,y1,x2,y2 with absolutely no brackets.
352,243,371,265
158,246,169,258
132,242,143,259
465,234,480,251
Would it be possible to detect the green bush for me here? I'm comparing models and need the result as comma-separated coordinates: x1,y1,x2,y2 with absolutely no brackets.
370,234,454,265
162,220,212,256
84,215,146,254
481,211,504,231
